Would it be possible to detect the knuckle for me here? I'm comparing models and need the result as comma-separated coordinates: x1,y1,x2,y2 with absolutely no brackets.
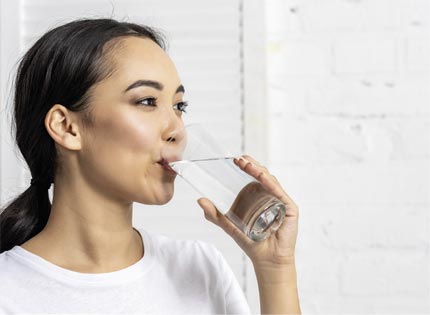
228,226,244,241
243,161,253,172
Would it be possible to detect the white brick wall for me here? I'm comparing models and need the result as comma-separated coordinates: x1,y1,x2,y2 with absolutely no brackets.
246,0,430,313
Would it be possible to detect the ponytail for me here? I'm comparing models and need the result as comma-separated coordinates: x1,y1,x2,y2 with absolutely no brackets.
1,184,51,253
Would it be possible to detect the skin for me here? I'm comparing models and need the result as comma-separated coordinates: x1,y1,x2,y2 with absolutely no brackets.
21,36,301,313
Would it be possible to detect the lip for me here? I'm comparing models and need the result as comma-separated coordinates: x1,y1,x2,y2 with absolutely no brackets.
157,159,177,175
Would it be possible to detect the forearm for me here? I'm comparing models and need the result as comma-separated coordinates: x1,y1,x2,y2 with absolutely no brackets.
253,262,301,315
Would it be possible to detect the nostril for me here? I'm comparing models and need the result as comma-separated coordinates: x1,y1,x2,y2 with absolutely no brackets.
167,137,175,142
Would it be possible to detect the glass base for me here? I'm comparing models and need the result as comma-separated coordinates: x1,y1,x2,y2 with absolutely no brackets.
248,200,286,242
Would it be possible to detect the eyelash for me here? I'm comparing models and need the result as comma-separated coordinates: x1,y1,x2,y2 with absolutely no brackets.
135,97,188,113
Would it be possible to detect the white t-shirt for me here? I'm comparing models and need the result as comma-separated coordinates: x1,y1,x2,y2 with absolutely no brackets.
0,228,251,314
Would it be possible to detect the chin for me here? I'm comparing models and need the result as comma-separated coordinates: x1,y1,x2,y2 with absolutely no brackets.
156,197,173,205
136,193,173,205
155,191,174,204
141,183,175,205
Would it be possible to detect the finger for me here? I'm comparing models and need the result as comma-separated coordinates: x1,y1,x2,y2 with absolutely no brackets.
241,155,261,167
234,156,299,216
239,155,278,182
197,198,218,223
197,198,254,248
234,157,282,194
235,155,284,190
241,155,270,176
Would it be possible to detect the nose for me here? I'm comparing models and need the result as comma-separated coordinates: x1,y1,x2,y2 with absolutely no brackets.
163,127,185,144
161,110,185,144
161,119,186,162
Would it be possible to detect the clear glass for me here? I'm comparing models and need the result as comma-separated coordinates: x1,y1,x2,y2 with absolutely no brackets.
162,123,286,241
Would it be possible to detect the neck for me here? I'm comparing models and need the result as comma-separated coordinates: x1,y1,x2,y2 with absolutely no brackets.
21,177,144,273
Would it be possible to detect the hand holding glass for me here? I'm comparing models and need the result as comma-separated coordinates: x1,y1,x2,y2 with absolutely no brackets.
162,124,286,241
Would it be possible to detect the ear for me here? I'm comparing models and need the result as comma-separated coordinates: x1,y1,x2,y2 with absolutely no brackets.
45,104,82,151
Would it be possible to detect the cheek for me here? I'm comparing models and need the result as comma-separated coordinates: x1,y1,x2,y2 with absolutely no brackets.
103,112,158,152
132,123,157,150
83,112,160,184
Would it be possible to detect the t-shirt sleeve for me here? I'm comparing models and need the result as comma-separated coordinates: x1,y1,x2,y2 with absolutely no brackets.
214,247,252,315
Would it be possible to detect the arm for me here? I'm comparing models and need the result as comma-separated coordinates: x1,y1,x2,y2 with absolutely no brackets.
254,262,301,315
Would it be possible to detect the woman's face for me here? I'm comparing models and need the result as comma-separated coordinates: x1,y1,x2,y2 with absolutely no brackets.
78,36,185,205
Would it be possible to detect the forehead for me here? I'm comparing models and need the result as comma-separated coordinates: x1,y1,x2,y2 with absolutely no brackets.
108,36,180,86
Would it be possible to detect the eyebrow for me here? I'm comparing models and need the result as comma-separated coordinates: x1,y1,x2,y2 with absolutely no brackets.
123,80,185,94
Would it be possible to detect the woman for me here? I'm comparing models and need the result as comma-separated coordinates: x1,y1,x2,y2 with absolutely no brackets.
0,18,300,314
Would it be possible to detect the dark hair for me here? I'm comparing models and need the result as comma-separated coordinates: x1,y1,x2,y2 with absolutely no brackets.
0,18,166,253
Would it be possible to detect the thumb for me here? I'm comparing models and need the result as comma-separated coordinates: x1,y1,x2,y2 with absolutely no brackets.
196,198,253,248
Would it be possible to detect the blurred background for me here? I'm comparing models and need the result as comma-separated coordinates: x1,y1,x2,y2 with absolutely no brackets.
0,0,429,313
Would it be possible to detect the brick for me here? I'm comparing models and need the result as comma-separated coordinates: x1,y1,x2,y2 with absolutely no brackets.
269,116,367,165
266,0,305,36
303,0,401,32
268,40,331,76
306,75,429,116
269,161,429,207
340,250,429,297
405,38,430,74
296,247,342,294
269,116,430,166
268,84,307,117
304,204,430,250
305,0,368,31
307,295,430,314
390,119,430,161
360,0,402,31
333,39,398,74
398,0,430,31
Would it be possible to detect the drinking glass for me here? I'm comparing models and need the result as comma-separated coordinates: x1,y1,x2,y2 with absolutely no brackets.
162,123,286,241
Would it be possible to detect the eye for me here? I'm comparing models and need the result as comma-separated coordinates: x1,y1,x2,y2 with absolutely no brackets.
135,97,157,107
174,101,189,113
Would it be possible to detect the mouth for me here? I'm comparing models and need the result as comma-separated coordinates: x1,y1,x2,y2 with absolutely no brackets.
157,158,177,175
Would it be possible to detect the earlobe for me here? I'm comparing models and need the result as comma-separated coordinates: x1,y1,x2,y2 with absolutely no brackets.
44,104,82,150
